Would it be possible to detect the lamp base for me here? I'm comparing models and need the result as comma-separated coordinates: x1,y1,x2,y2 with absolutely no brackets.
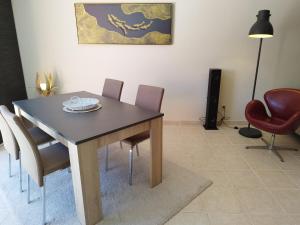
239,127,262,138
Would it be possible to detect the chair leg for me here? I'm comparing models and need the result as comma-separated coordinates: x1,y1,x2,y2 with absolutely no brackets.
246,134,297,162
246,145,268,150
19,157,23,192
273,146,298,151
120,141,123,149
8,154,12,178
105,145,109,171
129,148,133,185
272,148,285,162
41,177,46,225
27,174,30,204
136,144,140,157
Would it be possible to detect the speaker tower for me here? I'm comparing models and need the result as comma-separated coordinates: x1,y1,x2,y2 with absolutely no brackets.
204,69,222,130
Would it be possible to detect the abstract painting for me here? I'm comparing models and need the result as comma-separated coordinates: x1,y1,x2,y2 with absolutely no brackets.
75,3,172,45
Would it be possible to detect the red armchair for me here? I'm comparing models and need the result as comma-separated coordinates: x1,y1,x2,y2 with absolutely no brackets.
245,88,300,162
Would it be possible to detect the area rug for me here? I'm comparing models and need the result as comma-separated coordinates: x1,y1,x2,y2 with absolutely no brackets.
0,144,212,225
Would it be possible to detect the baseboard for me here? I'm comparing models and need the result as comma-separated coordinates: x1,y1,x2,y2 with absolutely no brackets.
164,120,248,126
164,121,201,126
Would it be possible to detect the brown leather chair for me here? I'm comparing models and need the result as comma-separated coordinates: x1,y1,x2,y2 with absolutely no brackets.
4,108,70,225
0,105,53,192
102,78,124,100
245,88,300,162
105,84,164,185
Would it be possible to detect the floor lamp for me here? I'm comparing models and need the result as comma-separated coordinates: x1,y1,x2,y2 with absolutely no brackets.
239,10,274,138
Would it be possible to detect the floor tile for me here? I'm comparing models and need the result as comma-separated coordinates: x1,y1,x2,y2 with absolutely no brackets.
242,150,282,171
288,215,300,225
196,171,231,188
227,171,263,188
236,187,283,214
271,189,300,214
220,155,251,171
165,212,211,225
184,187,242,214
208,213,250,225
284,170,300,188
256,170,298,189
249,214,294,225
275,154,300,170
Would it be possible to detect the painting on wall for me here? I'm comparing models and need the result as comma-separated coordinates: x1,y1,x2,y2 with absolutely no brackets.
75,3,173,45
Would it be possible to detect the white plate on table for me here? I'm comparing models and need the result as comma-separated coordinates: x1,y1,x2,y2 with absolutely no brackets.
62,96,99,111
63,103,102,113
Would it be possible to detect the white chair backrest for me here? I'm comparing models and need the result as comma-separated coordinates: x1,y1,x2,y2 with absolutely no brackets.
0,105,19,159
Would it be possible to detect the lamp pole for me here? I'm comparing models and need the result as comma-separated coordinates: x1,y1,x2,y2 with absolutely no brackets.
251,38,263,100
247,38,263,130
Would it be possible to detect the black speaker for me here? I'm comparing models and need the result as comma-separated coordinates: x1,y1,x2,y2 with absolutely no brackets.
204,69,222,130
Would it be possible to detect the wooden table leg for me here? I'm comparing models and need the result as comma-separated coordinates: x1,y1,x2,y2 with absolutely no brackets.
150,117,163,187
68,140,102,225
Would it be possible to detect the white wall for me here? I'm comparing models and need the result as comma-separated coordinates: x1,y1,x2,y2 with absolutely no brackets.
11,0,300,121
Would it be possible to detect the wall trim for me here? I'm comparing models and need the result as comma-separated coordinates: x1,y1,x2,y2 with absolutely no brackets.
163,120,248,126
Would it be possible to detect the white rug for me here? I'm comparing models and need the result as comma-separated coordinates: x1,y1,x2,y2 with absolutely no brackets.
0,143,212,225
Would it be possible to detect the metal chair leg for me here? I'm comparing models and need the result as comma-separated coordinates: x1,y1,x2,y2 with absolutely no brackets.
129,149,133,185
246,134,297,162
27,174,30,204
246,145,268,150
105,145,109,171
261,137,269,145
136,145,140,157
19,157,23,192
42,177,46,225
8,154,12,178
272,148,284,162
273,146,298,151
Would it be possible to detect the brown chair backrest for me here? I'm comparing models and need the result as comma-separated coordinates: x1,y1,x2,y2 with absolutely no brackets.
135,85,164,112
2,107,43,186
264,88,300,121
102,78,124,101
0,105,19,160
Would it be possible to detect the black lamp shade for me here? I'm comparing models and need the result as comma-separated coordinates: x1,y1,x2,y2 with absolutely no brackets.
249,10,274,38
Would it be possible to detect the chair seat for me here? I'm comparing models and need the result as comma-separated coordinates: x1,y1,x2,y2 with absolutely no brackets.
39,143,70,175
123,131,150,146
248,115,289,134
28,127,53,145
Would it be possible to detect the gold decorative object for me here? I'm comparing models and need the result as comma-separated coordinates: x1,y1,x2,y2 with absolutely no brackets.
35,72,57,96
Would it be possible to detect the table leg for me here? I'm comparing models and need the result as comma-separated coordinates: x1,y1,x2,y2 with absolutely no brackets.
68,140,102,225
150,117,163,187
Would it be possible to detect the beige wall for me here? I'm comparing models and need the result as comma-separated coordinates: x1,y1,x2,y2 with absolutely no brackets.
11,0,300,121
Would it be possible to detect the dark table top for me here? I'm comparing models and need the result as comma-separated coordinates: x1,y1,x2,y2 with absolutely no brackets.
13,91,163,144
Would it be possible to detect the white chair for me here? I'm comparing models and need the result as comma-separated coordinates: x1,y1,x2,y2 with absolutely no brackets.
0,105,53,192
4,108,70,225
105,85,164,185
101,78,125,170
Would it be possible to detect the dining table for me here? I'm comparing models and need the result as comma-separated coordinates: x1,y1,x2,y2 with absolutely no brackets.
13,91,163,225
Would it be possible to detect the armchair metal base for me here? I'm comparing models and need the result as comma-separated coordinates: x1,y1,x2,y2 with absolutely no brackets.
246,134,298,162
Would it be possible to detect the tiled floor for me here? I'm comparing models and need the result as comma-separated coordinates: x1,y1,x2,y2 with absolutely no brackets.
1,123,300,225
161,123,300,225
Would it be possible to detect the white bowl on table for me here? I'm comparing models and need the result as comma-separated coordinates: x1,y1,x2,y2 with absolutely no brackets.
63,96,99,111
